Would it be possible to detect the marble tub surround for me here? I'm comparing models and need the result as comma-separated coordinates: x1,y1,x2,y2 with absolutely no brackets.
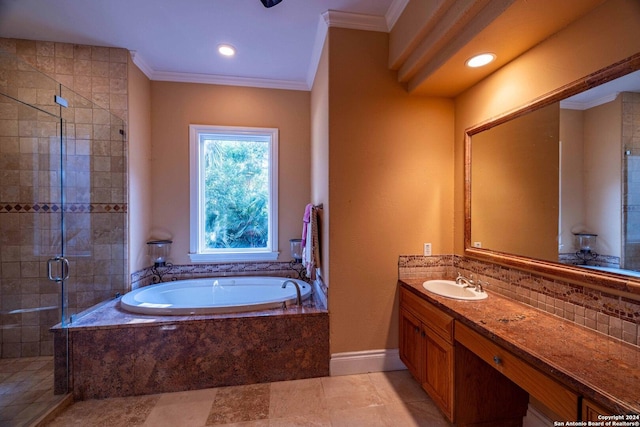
54,297,329,400
398,255,640,346
400,279,640,415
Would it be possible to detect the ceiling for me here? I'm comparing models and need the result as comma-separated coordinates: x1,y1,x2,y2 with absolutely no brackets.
0,0,403,90
0,0,625,97
561,70,640,110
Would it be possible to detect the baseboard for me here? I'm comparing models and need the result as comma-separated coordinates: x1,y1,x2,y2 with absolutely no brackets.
523,403,553,427
330,349,407,376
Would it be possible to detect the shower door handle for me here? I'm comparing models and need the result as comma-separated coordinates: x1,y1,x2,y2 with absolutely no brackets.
47,256,70,282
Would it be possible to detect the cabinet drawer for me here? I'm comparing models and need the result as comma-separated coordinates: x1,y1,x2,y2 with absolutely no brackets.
455,322,579,421
400,287,453,342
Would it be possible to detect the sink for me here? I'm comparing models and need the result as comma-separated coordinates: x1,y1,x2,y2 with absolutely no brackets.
422,280,488,301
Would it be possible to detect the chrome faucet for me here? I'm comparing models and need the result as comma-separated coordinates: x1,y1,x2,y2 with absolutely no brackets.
455,273,486,293
282,279,302,306
455,272,474,287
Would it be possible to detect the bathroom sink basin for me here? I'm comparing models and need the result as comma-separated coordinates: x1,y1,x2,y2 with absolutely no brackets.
422,280,488,301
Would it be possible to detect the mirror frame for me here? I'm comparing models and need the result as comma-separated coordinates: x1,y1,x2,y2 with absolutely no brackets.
464,52,640,298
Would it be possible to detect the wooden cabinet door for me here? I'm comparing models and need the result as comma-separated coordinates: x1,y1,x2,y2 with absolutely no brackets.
582,399,612,421
423,326,454,420
399,308,424,381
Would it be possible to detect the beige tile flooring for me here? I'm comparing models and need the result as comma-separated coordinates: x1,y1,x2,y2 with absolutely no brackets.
0,356,65,427
45,370,453,426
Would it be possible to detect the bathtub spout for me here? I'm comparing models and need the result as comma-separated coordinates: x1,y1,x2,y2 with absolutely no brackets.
282,280,302,306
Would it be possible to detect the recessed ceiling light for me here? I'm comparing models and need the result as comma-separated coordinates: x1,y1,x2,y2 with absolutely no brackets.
466,53,496,68
218,44,236,57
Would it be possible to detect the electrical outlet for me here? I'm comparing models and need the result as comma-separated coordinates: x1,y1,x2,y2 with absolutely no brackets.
473,241,482,248
423,243,432,256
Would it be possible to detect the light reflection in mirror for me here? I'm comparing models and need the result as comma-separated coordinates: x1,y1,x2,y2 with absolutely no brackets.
465,54,640,287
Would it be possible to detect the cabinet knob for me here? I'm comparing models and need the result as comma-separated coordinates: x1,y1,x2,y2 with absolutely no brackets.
415,326,420,333
493,355,502,365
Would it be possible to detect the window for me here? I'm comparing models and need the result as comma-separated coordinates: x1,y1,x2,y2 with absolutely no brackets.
189,125,278,262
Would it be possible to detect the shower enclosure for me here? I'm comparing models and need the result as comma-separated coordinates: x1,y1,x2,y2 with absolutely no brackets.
0,49,127,425
624,153,640,271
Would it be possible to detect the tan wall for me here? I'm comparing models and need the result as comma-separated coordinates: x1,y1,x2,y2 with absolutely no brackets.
149,82,311,264
454,0,640,254
127,58,153,272
327,27,454,353
310,37,330,281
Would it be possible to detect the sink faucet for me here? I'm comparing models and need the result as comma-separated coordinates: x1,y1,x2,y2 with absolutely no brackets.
456,273,486,293
282,279,302,306
455,272,474,287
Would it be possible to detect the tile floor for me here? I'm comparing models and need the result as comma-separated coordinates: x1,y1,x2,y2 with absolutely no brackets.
45,370,453,426
0,356,65,427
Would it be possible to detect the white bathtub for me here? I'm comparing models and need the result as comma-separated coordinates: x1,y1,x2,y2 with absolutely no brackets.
120,276,311,315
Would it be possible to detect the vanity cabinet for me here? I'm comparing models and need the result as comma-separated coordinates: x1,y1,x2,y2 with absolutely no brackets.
400,285,567,426
455,322,580,421
582,399,613,421
399,282,638,424
399,287,454,420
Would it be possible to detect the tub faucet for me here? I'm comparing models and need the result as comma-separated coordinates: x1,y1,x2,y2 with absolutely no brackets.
282,279,302,306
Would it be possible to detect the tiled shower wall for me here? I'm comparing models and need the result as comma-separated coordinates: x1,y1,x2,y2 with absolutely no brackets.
398,255,640,347
0,38,128,358
0,38,129,119
623,91,640,271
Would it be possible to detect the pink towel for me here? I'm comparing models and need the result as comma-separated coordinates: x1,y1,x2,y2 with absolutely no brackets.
301,203,313,247
302,204,321,279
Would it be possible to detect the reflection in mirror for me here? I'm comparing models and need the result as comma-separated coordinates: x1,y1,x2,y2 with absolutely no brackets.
468,63,640,281
471,103,559,262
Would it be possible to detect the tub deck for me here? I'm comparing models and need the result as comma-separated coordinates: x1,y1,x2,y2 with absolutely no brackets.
53,297,329,400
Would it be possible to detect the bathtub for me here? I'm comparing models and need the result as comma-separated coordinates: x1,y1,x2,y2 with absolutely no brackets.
120,276,311,315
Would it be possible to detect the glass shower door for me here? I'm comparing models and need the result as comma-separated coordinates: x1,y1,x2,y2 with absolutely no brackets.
0,45,127,426
0,89,70,424
623,153,640,270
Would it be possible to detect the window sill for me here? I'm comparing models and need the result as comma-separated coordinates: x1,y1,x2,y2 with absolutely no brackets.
188,251,280,263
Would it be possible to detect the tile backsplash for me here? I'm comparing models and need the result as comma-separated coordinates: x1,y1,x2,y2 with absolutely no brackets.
398,255,640,347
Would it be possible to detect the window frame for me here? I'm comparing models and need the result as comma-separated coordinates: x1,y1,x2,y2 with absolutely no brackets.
188,124,279,262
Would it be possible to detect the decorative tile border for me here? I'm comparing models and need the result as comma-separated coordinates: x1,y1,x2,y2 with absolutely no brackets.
0,203,127,213
398,255,640,347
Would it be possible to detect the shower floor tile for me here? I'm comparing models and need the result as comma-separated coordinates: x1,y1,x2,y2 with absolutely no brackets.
46,370,454,427
0,356,65,427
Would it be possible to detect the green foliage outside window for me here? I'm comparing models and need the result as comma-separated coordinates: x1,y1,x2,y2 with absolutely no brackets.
203,138,269,249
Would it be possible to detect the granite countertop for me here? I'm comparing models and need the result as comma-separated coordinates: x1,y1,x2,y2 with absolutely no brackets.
399,278,640,416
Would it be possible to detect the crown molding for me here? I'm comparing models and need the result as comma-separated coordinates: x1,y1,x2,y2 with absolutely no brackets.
560,92,619,110
151,70,309,91
386,0,410,30
322,10,389,32
130,51,154,79
306,13,330,89
307,3,410,88
130,50,308,91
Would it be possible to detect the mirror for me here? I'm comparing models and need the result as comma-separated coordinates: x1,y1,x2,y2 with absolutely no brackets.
465,53,640,290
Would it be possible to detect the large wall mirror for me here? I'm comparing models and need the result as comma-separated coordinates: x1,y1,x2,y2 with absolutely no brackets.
465,53,640,295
